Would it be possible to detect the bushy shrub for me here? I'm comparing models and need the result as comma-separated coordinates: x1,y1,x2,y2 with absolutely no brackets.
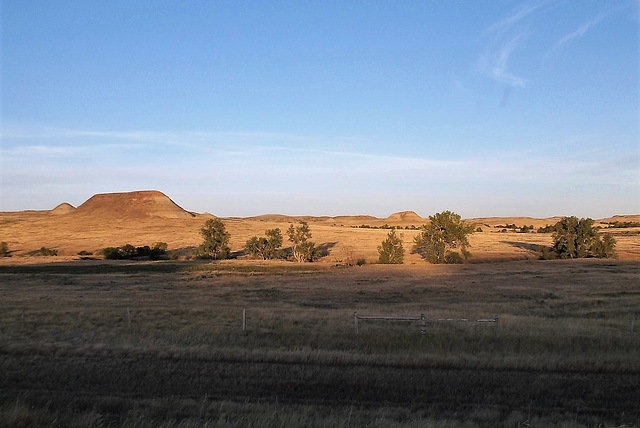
101,247,123,260
100,242,169,260
149,242,168,260
0,242,8,257
135,246,152,257
119,244,136,259
39,247,58,256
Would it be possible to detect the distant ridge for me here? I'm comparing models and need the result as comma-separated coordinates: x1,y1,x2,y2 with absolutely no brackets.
50,202,76,215
74,190,195,219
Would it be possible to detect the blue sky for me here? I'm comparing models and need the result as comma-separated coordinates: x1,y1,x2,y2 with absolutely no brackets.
1,0,638,218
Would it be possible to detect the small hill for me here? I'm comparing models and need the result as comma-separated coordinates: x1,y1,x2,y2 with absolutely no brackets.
50,202,76,215
249,214,300,223
74,190,195,219
469,217,564,228
385,211,423,224
600,215,640,224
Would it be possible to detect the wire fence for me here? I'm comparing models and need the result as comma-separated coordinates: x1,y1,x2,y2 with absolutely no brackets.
353,312,500,336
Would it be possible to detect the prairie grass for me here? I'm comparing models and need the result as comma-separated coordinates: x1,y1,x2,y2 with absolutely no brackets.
1,259,639,427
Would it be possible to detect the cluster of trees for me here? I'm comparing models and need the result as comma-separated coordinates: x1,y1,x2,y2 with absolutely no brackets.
377,211,474,265
537,225,556,234
195,219,322,263
102,242,168,260
376,212,618,264
244,228,284,260
356,224,419,230
3,212,619,265
243,222,321,262
494,224,536,233
604,221,640,228
540,217,616,259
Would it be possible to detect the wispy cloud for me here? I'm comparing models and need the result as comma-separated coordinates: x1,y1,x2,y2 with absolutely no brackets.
478,0,633,87
553,17,601,50
479,0,554,87
483,0,549,36
549,3,629,54
480,33,529,87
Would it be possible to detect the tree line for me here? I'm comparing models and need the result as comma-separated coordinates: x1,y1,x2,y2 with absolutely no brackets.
0,212,618,264
195,218,321,262
376,212,617,264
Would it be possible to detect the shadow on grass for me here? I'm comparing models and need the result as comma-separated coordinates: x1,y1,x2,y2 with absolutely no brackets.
318,242,337,257
501,241,541,253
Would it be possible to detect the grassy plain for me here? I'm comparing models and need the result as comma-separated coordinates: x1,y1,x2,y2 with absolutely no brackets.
1,195,639,426
1,206,639,262
1,259,639,427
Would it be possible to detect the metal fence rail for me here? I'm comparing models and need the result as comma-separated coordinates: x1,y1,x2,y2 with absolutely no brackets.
354,312,499,336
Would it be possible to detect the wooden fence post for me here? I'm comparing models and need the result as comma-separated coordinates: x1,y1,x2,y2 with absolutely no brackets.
242,308,246,332
126,307,132,331
494,315,499,337
420,313,426,335
354,312,359,335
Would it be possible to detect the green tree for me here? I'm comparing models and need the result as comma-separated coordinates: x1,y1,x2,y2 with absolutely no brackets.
378,229,404,264
546,217,616,259
197,218,231,260
413,210,474,264
287,222,320,262
245,228,284,260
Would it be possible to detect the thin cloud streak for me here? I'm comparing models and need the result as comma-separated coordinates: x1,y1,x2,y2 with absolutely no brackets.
483,0,549,36
550,3,631,54
479,0,556,87
480,0,636,86
553,18,600,49
486,33,528,87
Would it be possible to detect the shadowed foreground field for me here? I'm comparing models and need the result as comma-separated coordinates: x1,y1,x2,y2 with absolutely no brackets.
1,260,639,427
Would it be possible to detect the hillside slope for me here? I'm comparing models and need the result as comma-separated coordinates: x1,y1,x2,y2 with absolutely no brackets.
73,190,195,219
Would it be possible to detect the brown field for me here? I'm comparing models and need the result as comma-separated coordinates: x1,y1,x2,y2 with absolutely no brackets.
1,190,639,263
1,191,639,427
1,259,639,427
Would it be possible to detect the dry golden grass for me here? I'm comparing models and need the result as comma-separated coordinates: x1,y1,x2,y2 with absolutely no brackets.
0,191,638,262
2,192,638,426
1,259,639,427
